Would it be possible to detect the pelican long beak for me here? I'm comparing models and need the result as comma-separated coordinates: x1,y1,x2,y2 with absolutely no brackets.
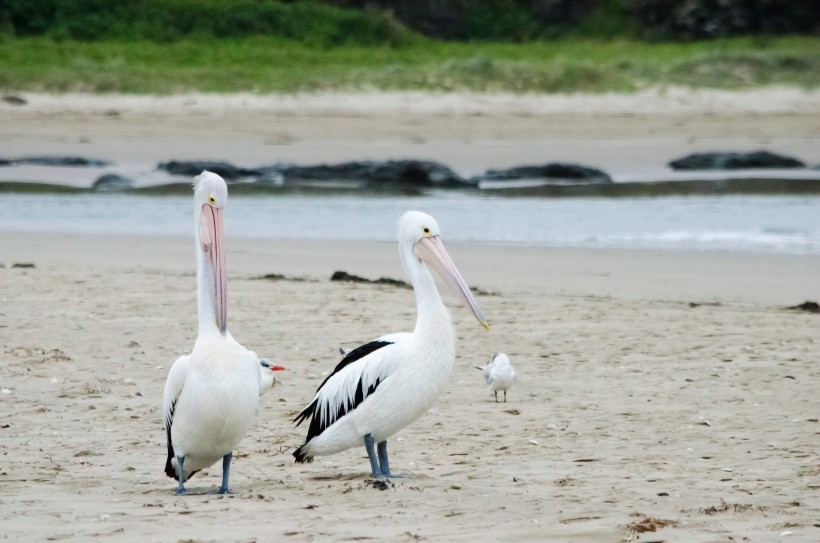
200,204,227,335
414,236,490,330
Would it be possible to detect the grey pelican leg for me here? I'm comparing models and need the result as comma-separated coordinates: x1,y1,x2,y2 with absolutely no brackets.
377,440,408,478
363,434,383,478
176,455,188,495
377,440,391,476
218,452,232,494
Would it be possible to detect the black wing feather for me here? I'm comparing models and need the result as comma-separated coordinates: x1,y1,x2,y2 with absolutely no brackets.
293,340,393,462
164,401,177,479
163,400,200,481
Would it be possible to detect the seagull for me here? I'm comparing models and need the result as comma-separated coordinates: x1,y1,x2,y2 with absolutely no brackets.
162,171,282,495
293,211,489,479
477,352,515,403
259,359,286,396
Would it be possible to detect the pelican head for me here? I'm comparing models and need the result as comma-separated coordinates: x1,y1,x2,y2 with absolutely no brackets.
259,358,286,396
399,211,489,330
194,171,229,335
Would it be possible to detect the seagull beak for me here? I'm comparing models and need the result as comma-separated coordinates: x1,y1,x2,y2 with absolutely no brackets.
414,235,490,331
200,204,227,335
270,365,286,371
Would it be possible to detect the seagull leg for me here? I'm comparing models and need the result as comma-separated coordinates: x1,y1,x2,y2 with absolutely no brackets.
175,456,188,495
217,452,232,494
364,434,383,479
494,391,498,403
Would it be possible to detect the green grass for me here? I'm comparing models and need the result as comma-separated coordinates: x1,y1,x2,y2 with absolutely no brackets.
1,36,818,94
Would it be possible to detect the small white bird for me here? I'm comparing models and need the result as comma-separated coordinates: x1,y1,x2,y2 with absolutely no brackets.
259,359,286,396
477,352,515,403
293,211,489,479
162,171,283,495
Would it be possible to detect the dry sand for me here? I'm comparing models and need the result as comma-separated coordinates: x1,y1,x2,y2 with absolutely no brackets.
1,232,818,542
1,89,819,541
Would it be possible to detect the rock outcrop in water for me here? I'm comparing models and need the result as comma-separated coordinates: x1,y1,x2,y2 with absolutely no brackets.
2,156,111,167
472,163,612,184
157,159,469,189
669,151,805,170
92,174,134,191
273,160,470,189
157,160,258,179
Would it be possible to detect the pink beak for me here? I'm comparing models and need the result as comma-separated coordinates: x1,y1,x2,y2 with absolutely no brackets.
413,235,490,330
200,204,227,334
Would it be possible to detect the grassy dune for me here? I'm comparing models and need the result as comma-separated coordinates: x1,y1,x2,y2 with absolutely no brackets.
1,36,818,94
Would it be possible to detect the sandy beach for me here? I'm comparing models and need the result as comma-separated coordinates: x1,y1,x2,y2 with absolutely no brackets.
1,231,818,542
1,88,819,542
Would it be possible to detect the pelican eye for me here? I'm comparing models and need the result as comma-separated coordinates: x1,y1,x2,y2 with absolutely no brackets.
208,194,217,205
422,227,430,235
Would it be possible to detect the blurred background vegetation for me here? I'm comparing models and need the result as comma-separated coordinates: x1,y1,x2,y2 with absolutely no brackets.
0,0,817,93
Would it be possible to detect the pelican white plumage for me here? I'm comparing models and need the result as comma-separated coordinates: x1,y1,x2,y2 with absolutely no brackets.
162,171,283,495
293,211,489,479
477,352,515,403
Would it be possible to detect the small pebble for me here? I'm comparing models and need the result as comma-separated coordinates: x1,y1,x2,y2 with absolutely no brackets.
451,484,462,490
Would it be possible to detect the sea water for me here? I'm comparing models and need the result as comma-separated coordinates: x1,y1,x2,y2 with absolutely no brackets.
2,192,818,255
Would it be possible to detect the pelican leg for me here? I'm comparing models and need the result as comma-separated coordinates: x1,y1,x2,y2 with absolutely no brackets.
175,455,188,495
218,452,232,494
377,440,408,478
363,434,383,479
377,440,391,476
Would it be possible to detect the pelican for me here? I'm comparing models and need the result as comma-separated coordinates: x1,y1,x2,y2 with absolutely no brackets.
293,211,489,479
477,352,515,403
162,171,282,495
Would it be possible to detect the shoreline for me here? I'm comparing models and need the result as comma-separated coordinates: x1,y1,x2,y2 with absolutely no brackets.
3,231,818,306
1,88,818,184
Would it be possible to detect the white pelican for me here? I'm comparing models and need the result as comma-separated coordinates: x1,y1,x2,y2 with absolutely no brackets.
477,352,515,403
293,211,489,479
162,171,283,495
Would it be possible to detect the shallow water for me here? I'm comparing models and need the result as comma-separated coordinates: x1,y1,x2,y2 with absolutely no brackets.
3,192,819,254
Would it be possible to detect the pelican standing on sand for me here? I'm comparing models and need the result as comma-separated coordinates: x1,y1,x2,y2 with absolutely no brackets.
293,211,489,479
477,352,515,402
162,171,284,495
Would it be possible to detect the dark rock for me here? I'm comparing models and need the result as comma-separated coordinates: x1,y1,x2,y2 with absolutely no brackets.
331,271,368,283
158,160,258,180
474,163,611,183
0,159,11,166
12,156,110,167
92,174,134,191
2,95,27,106
12,263,35,269
278,160,470,188
669,151,805,170
330,271,409,288
787,301,820,313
